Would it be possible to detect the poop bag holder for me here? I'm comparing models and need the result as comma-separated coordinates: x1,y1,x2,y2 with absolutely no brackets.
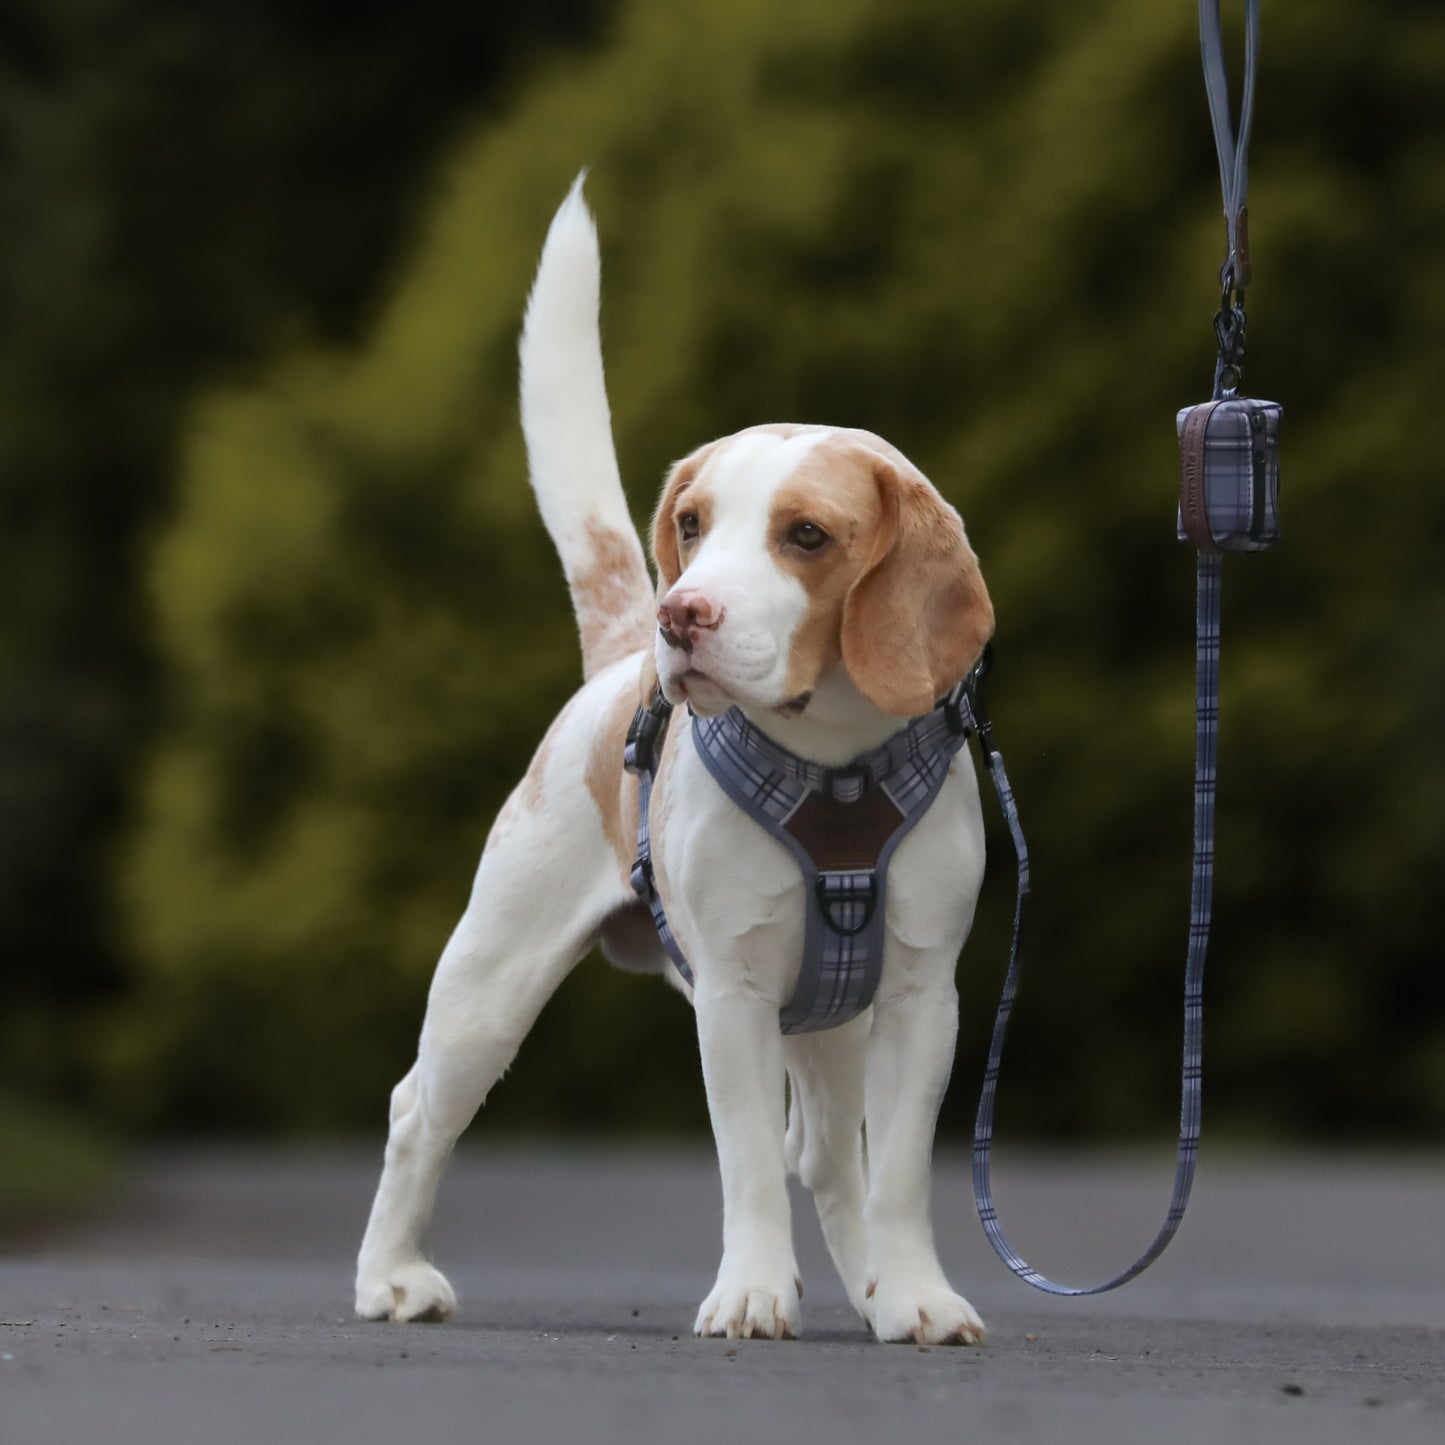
1177,397,1281,553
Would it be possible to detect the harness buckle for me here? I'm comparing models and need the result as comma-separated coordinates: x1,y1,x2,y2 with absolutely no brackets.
624,700,667,775
814,874,878,937
960,643,996,752
629,852,655,901
822,762,872,803
943,687,972,738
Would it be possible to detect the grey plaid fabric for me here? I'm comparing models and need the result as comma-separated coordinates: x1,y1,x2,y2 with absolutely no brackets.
1176,398,1282,551
626,682,977,1034
695,699,969,812
625,703,693,985
694,694,973,1033
969,551,1220,1295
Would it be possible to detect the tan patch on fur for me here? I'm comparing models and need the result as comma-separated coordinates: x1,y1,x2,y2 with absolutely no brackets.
571,520,654,680
585,678,643,881
490,788,523,841
650,440,721,592
485,696,573,849
637,650,660,705
765,437,889,700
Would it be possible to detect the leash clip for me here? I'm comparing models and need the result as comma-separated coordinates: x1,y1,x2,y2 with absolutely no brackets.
1213,288,1248,394
624,692,671,774
956,643,995,751
629,851,655,902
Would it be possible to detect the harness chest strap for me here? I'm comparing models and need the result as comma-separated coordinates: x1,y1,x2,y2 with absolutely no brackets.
623,677,981,1035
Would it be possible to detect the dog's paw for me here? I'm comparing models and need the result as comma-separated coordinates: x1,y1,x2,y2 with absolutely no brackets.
695,1266,802,1341
355,1260,457,1323
865,1277,985,1346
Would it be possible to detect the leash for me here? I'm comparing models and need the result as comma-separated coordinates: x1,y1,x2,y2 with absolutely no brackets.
968,565,1218,1294
969,0,1278,1294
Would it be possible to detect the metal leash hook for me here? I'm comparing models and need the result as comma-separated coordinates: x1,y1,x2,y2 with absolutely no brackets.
1202,0,1258,400
1213,275,1247,397
968,0,1277,1296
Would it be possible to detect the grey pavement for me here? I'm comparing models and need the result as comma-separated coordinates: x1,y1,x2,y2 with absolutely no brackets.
2,1144,1442,1443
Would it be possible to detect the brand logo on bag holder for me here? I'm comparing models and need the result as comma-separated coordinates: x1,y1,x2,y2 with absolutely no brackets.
1178,403,1222,552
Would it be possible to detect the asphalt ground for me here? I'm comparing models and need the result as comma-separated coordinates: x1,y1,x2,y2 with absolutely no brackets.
2,1145,1442,1444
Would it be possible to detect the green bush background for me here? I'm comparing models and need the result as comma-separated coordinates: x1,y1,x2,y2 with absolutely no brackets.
3,0,1442,1157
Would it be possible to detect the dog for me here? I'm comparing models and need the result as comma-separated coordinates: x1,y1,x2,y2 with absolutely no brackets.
355,176,994,1344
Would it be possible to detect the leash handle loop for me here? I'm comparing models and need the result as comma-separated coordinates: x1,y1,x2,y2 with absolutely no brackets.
1200,0,1259,295
1201,0,1260,394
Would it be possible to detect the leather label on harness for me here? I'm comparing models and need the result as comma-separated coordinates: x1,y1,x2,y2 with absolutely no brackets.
783,788,904,871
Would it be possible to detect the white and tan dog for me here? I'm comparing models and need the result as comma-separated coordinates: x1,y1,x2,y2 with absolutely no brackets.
355,178,994,1344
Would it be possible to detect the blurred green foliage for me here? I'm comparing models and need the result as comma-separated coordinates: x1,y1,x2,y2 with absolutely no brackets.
0,1091,114,1228
0,0,610,1125
5,0,1444,1144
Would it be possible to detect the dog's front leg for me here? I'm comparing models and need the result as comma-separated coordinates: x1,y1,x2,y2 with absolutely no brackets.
355,769,626,1324
693,976,801,1340
862,975,986,1345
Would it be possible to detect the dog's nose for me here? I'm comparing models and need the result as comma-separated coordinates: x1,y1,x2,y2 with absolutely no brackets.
657,589,723,652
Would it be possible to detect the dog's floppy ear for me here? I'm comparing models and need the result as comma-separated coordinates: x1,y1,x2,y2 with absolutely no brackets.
649,441,718,591
841,457,994,717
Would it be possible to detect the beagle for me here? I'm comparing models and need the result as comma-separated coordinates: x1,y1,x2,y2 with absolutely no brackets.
355,177,994,1344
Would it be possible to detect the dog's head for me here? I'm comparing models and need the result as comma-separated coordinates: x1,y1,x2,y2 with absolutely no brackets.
649,424,992,720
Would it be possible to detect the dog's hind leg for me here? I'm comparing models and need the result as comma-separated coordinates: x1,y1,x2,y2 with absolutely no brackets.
355,672,639,1322
783,1014,871,1319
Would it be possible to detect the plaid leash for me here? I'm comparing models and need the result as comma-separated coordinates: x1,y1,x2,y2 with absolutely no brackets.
969,554,1220,1293
969,0,1263,1292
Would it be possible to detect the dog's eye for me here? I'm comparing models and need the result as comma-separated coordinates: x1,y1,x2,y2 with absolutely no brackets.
678,512,701,542
788,521,830,552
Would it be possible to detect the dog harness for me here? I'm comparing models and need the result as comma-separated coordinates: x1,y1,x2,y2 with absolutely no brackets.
624,656,989,1034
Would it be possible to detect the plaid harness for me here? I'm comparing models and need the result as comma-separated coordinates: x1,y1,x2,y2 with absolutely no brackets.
623,671,984,1034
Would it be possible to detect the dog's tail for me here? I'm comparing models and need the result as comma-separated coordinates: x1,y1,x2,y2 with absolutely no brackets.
520,174,655,681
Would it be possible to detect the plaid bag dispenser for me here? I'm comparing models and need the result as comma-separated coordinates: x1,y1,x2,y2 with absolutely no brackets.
1177,396,1282,552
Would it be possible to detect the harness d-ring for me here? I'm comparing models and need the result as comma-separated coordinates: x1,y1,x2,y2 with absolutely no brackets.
814,875,878,938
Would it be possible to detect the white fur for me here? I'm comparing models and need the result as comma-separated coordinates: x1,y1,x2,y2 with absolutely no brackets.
355,178,988,1345
655,430,823,716
519,174,654,676
519,174,627,550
